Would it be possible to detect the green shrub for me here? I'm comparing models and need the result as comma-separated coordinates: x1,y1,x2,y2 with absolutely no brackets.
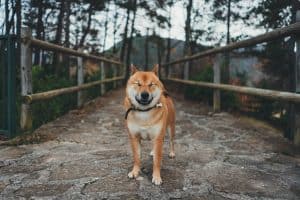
31,65,76,129
221,91,240,110
184,66,214,104
184,65,240,110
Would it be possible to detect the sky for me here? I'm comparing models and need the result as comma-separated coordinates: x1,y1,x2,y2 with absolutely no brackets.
0,0,266,50
97,0,266,50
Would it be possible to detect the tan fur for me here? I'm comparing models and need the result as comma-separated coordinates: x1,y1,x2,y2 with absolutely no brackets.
124,64,175,185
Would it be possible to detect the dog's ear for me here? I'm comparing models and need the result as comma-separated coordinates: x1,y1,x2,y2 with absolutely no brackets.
130,64,138,75
152,64,159,76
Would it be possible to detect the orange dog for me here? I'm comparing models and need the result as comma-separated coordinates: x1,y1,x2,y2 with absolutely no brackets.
124,64,176,185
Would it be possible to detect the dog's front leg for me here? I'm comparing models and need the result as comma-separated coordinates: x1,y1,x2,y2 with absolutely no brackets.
128,134,141,179
152,133,164,185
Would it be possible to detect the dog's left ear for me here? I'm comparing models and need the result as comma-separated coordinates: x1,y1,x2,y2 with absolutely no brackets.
152,64,159,76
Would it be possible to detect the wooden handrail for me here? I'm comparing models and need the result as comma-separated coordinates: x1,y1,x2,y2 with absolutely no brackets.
162,22,300,66
23,76,125,104
21,37,123,65
19,27,124,132
164,78,300,103
165,78,300,103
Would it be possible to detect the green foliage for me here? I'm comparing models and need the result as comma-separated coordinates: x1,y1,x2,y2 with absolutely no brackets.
18,63,116,131
221,91,240,111
85,70,103,101
31,65,76,129
184,64,240,110
254,79,288,130
248,0,298,29
84,66,114,101
184,65,214,104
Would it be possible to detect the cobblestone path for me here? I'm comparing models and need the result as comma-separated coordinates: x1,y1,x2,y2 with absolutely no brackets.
1,88,300,199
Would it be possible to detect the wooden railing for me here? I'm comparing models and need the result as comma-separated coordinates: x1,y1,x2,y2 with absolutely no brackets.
20,27,125,131
161,12,300,145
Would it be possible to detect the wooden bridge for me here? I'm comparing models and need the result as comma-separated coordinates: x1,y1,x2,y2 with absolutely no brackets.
1,16,300,199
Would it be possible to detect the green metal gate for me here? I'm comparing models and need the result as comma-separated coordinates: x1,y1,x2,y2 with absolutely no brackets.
0,35,17,138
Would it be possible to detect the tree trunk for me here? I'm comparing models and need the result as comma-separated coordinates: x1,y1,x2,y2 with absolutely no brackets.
64,1,71,48
16,0,21,37
125,0,137,80
165,7,172,77
113,11,118,54
156,38,162,77
16,0,21,72
226,0,231,45
120,5,131,62
5,0,9,34
6,0,16,35
64,1,71,76
224,0,231,84
79,4,93,48
112,2,118,54
34,0,44,65
54,0,65,45
184,0,192,81
102,8,109,53
145,28,149,70
184,0,192,56
54,0,65,74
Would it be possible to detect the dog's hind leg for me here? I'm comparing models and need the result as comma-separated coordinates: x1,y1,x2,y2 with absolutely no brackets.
168,124,175,158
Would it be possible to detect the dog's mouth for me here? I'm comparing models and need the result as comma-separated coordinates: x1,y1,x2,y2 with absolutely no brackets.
135,96,153,106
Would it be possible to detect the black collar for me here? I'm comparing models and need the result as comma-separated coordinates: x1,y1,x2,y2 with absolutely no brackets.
125,91,169,120
125,103,162,120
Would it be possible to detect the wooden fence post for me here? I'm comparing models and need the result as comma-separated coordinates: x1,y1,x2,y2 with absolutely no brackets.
293,10,300,145
20,27,33,131
167,65,171,78
113,64,117,89
183,61,189,80
77,49,84,107
101,61,106,95
165,64,169,78
213,54,221,112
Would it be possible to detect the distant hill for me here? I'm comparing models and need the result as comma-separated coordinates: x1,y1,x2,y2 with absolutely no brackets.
105,36,210,70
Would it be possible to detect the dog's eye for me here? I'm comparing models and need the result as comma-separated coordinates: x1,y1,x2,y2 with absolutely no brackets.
134,81,141,86
149,83,156,87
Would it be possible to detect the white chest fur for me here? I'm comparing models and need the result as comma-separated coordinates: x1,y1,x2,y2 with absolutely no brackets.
127,112,163,140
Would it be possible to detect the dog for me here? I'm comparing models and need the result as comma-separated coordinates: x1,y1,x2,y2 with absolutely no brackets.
124,64,175,185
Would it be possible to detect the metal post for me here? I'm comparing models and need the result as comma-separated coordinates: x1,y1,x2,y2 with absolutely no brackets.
101,61,106,95
77,49,84,107
20,27,33,131
293,10,300,145
213,54,221,112
7,35,17,137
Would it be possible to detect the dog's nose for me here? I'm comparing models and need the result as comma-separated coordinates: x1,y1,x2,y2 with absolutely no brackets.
141,92,149,100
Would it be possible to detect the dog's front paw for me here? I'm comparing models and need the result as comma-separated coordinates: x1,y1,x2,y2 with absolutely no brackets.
128,169,139,179
168,151,175,159
149,150,154,156
152,175,162,185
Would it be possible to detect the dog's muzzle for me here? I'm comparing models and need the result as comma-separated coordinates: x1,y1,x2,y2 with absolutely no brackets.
136,91,153,105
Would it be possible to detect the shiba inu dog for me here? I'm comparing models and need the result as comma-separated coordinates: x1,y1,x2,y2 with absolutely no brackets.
124,64,175,185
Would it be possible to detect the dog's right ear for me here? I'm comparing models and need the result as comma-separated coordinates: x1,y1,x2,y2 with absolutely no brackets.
130,64,138,75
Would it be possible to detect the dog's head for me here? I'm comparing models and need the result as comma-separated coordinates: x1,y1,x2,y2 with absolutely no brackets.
126,64,164,109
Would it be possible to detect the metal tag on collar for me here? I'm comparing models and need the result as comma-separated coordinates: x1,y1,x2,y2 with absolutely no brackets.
156,103,163,107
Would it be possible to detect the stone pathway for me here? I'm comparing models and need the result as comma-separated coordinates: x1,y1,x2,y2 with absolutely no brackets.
0,88,300,199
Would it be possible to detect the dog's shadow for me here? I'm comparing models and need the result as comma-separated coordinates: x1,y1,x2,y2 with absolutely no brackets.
138,155,185,192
